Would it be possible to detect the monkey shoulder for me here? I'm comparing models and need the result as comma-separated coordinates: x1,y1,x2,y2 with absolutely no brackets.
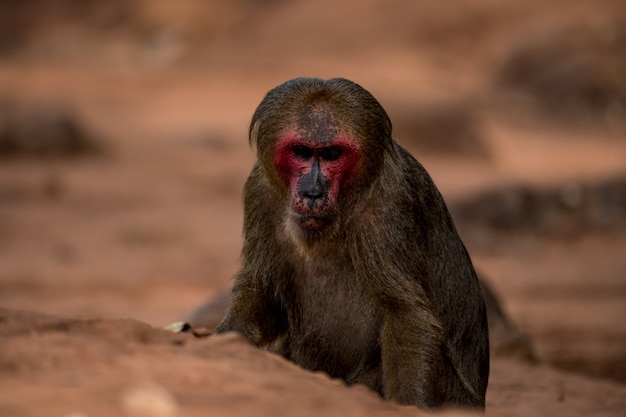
368,142,447,241
391,143,444,204
243,164,285,229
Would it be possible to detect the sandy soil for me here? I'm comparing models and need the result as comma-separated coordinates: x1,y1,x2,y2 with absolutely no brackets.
1,0,625,416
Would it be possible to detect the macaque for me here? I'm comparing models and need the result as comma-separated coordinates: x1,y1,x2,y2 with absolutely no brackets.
215,77,489,409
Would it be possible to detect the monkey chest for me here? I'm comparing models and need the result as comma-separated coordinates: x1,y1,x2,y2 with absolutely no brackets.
283,267,382,379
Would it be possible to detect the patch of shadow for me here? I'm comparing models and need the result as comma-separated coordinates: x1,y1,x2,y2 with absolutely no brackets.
389,100,490,158
0,172,66,205
549,340,626,385
0,99,106,160
493,21,626,128
480,277,536,362
450,176,626,247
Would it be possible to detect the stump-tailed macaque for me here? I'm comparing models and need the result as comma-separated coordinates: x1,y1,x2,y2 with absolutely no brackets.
216,77,489,409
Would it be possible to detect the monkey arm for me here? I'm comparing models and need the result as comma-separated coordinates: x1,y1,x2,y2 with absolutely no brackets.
380,303,444,408
215,275,285,347
215,164,290,346
420,202,490,407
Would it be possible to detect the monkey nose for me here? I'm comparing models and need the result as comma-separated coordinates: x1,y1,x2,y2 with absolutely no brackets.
298,156,329,199
301,185,324,200
297,170,326,201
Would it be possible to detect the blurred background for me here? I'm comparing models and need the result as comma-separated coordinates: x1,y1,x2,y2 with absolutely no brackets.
0,0,625,387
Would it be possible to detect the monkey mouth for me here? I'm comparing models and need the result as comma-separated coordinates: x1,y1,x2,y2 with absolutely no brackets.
296,214,332,231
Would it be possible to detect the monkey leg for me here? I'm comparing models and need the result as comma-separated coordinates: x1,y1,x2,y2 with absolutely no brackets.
380,307,443,408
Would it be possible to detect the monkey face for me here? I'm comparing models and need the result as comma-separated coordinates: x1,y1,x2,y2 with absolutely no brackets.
274,126,360,232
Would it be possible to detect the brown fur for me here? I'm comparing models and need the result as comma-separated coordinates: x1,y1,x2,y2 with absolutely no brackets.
216,78,489,409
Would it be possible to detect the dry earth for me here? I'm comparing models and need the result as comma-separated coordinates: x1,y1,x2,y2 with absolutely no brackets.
1,1,625,416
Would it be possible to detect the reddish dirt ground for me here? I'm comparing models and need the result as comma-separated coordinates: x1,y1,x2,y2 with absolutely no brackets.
1,1,625,416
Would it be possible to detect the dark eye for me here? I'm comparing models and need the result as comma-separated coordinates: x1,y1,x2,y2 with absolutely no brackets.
292,145,314,160
319,146,343,161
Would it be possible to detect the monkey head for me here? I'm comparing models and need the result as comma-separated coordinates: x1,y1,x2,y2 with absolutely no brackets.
273,107,360,232
249,78,393,240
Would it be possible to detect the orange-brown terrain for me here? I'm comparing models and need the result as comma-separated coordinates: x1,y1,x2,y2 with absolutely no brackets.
1,1,625,416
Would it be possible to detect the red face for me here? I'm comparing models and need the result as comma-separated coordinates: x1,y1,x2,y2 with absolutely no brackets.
274,127,360,232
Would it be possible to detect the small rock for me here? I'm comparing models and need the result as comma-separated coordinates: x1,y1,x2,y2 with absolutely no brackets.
121,383,178,417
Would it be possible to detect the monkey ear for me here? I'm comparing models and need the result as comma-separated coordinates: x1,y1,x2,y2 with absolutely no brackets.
249,119,261,148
